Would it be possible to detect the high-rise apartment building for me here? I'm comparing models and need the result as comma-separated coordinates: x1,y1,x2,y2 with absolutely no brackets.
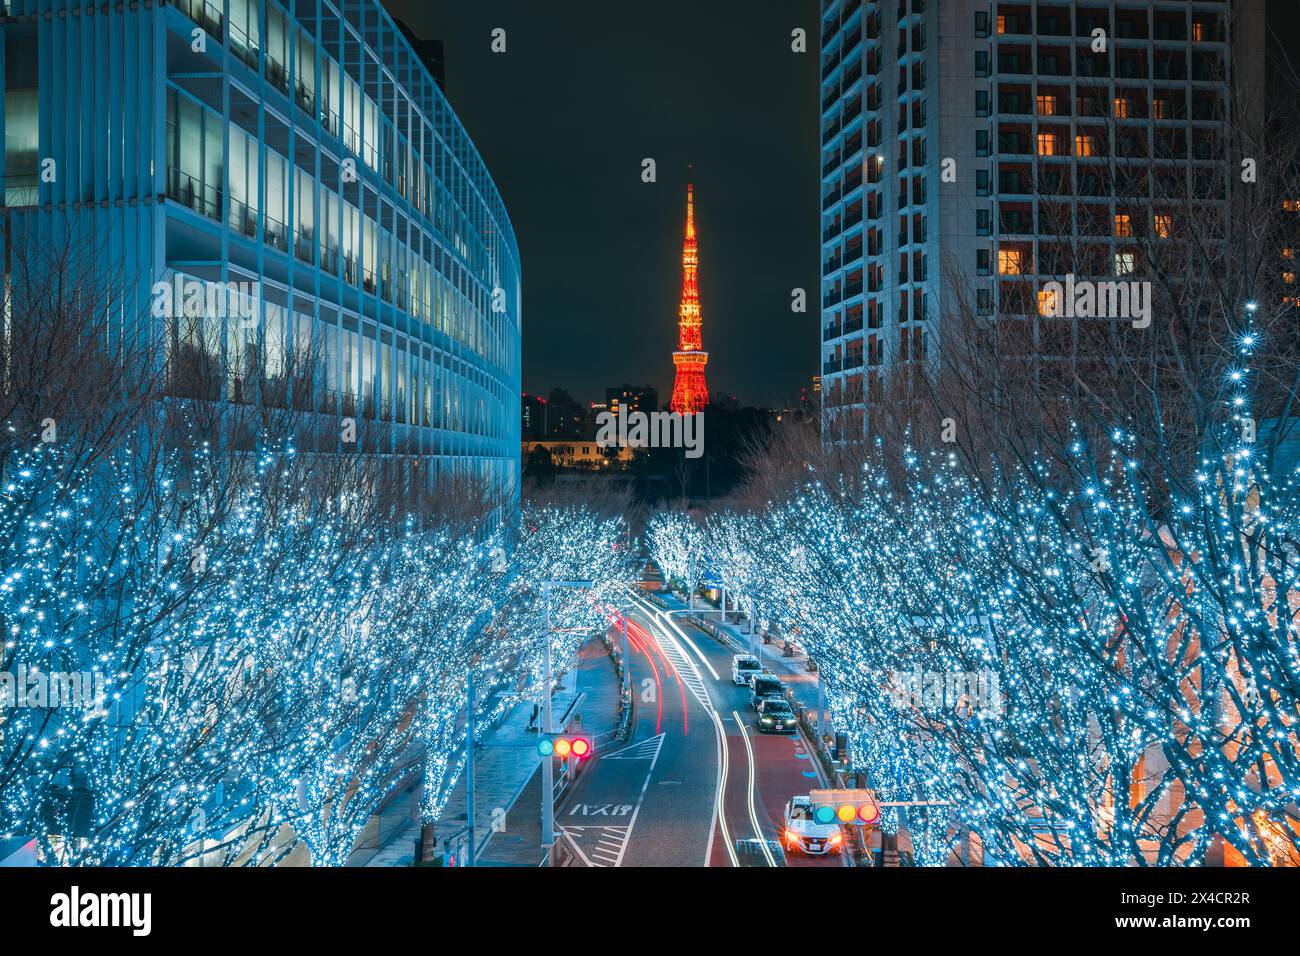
1,0,521,494
819,0,1266,437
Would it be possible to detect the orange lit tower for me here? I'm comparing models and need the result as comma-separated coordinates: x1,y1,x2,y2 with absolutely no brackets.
670,169,709,415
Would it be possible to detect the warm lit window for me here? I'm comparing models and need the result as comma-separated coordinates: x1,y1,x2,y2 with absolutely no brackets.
1076,134,1097,157
1036,94,1057,116
1285,199,1300,212
1113,97,1130,118
1114,213,1132,238
1153,214,1172,239
998,248,1026,275
1152,99,1169,120
1285,271,1297,285
1114,252,1136,276
1283,247,1296,259
1037,287,1058,316
1037,132,1059,156
997,14,1007,34
1192,21,1206,42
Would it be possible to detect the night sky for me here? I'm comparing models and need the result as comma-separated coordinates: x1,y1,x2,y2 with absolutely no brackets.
382,0,821,408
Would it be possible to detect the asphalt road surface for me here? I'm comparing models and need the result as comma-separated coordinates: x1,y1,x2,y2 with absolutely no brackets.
557,589,846,867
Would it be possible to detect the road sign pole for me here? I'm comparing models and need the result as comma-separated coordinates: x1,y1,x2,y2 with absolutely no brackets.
541,583,555,861
817,669,825,738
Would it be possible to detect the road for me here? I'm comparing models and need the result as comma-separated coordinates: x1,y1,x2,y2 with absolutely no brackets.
556,583,846,868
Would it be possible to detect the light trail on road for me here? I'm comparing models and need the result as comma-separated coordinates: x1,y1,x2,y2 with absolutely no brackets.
734,710,778,867
628,592,738,866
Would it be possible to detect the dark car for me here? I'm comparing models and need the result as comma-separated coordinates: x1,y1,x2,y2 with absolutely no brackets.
756,698,798,734
749,674,786,710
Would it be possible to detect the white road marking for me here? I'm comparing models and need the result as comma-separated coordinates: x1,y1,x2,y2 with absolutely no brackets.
629,598,743,874
734,710,778,867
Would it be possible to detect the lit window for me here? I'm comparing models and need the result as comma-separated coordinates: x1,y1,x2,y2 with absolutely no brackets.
1037,132,1059,156
997,14,1007,34
1153,214,1172,239
1114,214,1132,238
1037,287,1058,316
1152,99,1169,120
1114,253,1136,276
1285,271,1297,285
998,249,1026,275
1036,94,1057,116
1284,200,1300,212
1076,134,1097,157
1192,22,1206,42
1283,247,1295,259
1113,97,1130,118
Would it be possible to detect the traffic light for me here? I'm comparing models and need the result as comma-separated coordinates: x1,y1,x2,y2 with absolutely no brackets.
810,789,880,826
537,733,594,759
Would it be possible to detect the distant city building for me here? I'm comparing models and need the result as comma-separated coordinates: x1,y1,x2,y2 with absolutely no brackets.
522,393,549,440
606,384,659,416
543,388,588,439
524,439,632,470
670,169,709,415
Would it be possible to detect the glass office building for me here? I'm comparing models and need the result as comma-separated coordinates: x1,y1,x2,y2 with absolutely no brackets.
0,0,521,495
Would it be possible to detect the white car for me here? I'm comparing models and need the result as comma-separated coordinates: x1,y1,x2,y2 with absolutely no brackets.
731,654,761,686
783,796,844,856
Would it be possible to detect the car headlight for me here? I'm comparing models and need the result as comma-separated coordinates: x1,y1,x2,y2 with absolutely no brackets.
761,717,773,724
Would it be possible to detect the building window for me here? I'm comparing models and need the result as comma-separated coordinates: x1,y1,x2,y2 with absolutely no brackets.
1114,252,1136,276
976,130,990,156
976,89,989,116
1076,134,1097,157
1283,247,1295,260
996,14,1007,34
1036,94,1057,116
975,51,989,77
977,248,991,275
1037,287,1058,316
1113,96,1130,118
1152,98,1169,120
1153,213,1172,239
1037,132,1059,156
1284,199,1300,212
998,248,1026,275
975,11,989,37
1285,272,1297,285
1114,213,1132,238
1192,21,1206,42
976,209,991,236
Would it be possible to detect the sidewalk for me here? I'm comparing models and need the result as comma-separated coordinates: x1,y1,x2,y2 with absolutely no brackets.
354,635,622,867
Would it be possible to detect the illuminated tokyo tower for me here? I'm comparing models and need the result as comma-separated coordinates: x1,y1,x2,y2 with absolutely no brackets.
670,168,709,415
